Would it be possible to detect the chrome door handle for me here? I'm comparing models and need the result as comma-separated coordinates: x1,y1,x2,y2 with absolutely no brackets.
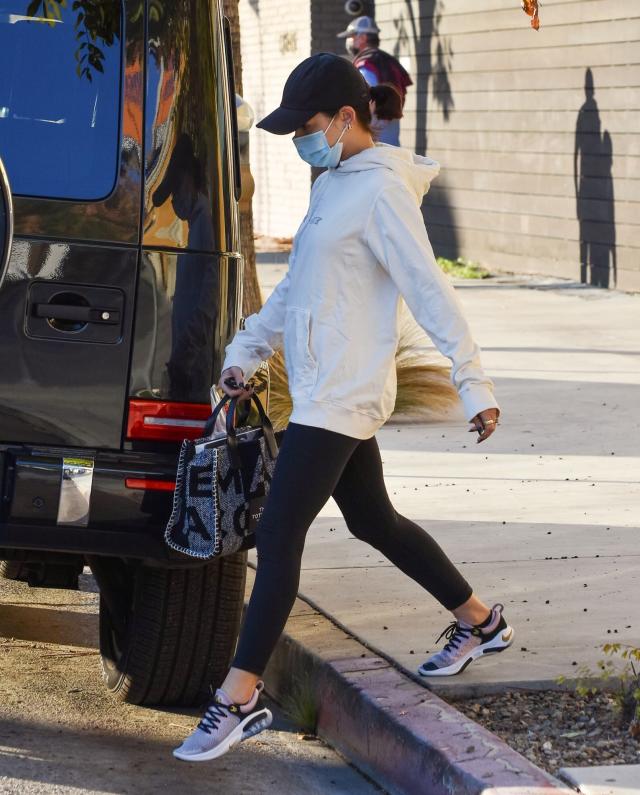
34,304,121,324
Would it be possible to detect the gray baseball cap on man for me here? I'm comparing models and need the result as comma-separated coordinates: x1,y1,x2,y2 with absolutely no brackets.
336,15,380,38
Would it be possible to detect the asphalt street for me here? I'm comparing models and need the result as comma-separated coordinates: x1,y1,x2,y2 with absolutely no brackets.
0,572,383,795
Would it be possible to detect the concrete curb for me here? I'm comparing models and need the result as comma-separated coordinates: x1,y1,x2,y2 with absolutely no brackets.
246,572,573,795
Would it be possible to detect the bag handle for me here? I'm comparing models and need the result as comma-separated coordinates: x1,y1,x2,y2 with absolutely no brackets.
204,392,279,469
204,393,232,438
226,393,279,468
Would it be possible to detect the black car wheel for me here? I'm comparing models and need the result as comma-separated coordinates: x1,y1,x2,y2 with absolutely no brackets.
0,560,26,581
95,553,247,706
0,558,82,588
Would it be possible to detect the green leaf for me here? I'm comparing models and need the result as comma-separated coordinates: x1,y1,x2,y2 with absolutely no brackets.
436,256,490,280
45,0,62,22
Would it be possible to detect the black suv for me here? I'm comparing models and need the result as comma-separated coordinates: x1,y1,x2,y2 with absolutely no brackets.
0,0,249,706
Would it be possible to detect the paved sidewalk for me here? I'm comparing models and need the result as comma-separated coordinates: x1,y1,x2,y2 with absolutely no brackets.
559,764,640,794
252,569,570,795
256,260,640,695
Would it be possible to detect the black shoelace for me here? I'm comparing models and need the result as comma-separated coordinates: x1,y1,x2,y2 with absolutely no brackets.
436,621,472,653
198,700,238,734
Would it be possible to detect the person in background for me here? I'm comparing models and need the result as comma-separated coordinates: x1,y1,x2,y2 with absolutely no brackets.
337,15,412,146
369,83,403,146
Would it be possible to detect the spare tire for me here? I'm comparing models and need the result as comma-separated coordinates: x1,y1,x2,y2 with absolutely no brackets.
96,553,247,706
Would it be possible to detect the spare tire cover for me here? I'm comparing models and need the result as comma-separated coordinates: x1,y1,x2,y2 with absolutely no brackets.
0,157,13,290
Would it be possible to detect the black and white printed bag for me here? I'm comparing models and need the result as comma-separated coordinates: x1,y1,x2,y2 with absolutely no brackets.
164,393,279,560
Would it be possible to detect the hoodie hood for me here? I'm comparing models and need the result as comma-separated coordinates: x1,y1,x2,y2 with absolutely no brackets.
334,143,440,203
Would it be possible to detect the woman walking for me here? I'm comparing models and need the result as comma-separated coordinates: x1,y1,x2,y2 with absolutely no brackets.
174,53,513,762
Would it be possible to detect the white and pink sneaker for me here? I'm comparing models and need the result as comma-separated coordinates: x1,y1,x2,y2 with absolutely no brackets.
418,603,514,677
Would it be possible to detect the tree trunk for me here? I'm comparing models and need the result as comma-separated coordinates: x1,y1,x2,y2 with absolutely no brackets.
222,0,262,316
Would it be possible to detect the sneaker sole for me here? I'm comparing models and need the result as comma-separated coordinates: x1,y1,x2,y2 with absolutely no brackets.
172,707,273,762
417,625,515,678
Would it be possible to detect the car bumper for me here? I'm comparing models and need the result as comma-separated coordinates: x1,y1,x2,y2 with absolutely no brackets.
0,446,204,568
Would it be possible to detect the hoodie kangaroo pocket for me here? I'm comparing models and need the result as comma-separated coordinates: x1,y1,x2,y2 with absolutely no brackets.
284,307,319,397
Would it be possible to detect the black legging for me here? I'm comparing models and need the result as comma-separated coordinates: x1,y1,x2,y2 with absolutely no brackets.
232,423,473,675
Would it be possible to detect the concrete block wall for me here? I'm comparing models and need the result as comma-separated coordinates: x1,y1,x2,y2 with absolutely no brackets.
238,0,312,238
311,0,373,55
239,0,639,291
239,0,377,238
374,0,640,291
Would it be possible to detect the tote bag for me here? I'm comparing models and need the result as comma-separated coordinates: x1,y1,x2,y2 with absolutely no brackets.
165,393,279,560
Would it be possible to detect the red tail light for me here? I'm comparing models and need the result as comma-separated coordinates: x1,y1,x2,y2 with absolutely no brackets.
125,478,176,492
126,400,211,442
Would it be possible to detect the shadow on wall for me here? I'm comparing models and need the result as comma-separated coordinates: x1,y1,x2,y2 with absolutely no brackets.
574,68,616,288
389,0,459,259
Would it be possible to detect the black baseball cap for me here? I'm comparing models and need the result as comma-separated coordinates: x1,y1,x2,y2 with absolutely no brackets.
257,52,370,135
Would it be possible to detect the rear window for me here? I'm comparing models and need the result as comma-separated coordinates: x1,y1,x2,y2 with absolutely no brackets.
0,2,122,201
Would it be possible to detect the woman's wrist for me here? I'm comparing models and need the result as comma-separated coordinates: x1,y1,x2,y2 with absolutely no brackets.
221,366,244,377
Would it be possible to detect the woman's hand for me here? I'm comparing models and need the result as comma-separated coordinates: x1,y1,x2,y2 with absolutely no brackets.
469,408,500,444
218,367,254,401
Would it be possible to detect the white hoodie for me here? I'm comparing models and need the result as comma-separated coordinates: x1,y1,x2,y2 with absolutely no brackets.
223,144,498,439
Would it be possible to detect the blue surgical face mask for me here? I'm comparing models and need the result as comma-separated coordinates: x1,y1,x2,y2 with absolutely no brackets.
293,115,351,168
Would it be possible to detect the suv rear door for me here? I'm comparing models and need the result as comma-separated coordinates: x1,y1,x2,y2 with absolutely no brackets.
0,1,143,449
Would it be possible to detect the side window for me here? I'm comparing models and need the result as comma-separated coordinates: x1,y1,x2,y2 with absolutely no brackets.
0,1,122,201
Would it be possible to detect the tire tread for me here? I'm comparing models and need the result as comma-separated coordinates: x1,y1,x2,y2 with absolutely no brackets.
99,552,247,706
